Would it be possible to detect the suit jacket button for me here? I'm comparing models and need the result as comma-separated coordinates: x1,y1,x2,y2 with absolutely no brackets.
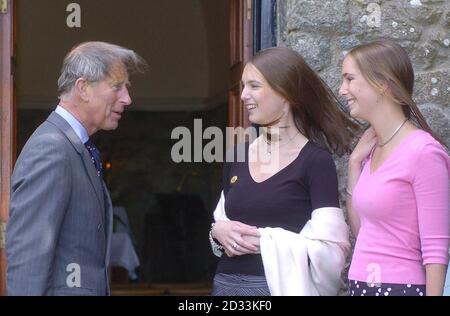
97,224,103,231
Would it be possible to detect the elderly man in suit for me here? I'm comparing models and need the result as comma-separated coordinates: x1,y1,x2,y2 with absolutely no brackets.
6,42,146,295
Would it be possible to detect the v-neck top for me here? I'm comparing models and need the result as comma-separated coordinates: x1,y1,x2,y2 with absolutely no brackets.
349,130,450,285
216,141,340,276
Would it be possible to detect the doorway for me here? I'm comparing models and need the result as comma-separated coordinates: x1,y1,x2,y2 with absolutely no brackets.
15,0,229,294
0,0,257,295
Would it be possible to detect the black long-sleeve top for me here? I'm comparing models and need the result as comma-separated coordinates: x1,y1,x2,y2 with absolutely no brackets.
215,141,340,276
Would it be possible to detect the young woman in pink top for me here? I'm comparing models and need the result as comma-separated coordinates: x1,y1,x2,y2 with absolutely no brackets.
339,39,450,296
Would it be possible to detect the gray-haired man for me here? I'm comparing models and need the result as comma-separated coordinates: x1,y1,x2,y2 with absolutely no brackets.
6,42,147,295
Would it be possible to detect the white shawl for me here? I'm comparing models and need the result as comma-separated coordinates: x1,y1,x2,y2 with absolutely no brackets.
213,191,350,296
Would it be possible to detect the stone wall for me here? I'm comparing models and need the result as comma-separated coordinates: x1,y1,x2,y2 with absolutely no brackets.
278,0,449,114
278,0,449,209
278,1,449,142
278,0,449,292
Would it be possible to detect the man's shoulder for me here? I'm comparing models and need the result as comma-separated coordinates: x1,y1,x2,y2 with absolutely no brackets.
27,119,68,145
13,120,72,176
19,118,72,160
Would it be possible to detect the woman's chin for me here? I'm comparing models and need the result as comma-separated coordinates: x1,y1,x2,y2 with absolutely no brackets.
349,109,361,120
248,114,261,125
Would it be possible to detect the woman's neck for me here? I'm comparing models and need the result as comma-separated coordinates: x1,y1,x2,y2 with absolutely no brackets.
368,102,409,146
261,114,299,144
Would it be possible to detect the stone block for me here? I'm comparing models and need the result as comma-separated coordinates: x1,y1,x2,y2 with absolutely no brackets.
403,41,438,71
285,32,332,71
414,69,450,106
286,0,351,34
417,103,450,144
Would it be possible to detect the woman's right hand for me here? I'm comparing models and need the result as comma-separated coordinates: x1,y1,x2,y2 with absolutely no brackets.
350,127,377,166
212,220,260,257
347,128,376,238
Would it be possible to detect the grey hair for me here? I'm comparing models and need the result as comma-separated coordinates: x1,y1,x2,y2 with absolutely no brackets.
58,41,147,98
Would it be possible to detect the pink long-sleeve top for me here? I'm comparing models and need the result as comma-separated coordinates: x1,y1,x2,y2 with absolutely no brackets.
349,130,450,285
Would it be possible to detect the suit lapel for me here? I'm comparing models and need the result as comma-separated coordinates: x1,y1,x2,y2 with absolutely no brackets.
47,112,105,212
103,182,113,295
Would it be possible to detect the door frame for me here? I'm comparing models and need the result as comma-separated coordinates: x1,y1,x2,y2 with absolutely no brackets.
0,0,15,296
253,0,277,52
228,0,276,147
228,0,253,130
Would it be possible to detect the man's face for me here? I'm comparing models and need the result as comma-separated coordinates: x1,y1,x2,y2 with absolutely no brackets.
84,63,131,133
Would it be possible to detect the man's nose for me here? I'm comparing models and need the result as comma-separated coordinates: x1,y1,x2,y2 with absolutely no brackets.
121,87,132,105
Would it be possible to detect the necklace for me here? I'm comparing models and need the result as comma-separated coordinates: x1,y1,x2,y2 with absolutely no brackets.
263,131,300,156
377,118,408,147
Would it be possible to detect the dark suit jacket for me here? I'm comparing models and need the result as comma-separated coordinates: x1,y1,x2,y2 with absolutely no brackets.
6,111,113,295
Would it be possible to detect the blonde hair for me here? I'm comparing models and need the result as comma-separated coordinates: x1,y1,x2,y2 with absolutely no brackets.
347,39,446,148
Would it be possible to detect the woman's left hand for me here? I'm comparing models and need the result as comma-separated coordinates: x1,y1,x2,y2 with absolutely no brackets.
225,234,261,257
212,220,260,257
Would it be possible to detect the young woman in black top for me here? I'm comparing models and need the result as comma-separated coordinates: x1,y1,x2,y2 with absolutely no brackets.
210,47,358,296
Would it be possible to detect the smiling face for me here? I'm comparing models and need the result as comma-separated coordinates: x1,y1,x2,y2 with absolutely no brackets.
240,63,290,126
84,62,131,134
339,56,382,121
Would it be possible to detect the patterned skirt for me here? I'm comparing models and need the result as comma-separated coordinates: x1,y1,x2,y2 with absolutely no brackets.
212,273,271,296
349,279,426,296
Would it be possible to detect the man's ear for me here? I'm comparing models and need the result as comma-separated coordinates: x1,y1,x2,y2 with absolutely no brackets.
74,78,90,102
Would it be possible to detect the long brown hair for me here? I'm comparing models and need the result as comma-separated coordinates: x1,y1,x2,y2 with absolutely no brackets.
250,47,359,156
347,39,447,148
